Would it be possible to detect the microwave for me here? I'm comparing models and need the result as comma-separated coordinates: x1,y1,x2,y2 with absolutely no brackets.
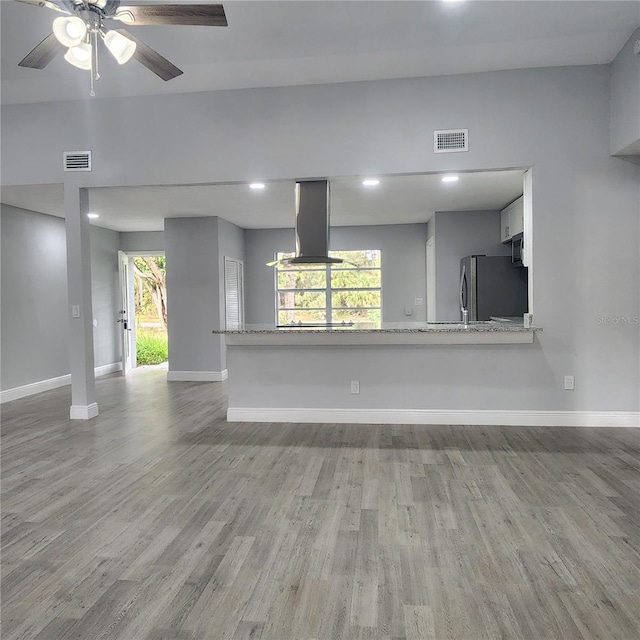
511,233,525,267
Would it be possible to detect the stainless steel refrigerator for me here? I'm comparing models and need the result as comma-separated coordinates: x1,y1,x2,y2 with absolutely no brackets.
460,255,528,321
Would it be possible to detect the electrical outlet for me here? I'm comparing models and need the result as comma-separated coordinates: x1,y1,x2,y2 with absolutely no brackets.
350,380,360,395
634,39,640,55
404,307,413,316
564,375,575,391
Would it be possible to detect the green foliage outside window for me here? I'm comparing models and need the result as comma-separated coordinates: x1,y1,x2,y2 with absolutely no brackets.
276,250,382,327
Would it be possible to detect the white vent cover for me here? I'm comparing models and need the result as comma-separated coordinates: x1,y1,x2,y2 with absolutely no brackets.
63,151,92,172
434,129,468,153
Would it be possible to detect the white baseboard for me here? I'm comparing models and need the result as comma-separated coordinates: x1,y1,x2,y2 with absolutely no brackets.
227,408,640,428
70,402,99,420
94,362,123,377
167,370,228,382
0,362,122,404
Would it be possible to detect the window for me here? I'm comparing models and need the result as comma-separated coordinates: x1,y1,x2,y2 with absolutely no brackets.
275,250,381,328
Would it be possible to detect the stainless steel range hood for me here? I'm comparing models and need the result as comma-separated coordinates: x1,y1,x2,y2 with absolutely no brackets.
267,180,345,266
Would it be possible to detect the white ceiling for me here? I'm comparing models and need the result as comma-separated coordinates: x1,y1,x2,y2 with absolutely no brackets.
1,1,639,105
0,170,525,231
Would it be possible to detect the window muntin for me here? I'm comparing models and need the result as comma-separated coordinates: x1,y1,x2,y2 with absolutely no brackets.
275,250,381,328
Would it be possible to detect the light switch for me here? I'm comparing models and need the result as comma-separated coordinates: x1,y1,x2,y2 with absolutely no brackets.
72,305,81,318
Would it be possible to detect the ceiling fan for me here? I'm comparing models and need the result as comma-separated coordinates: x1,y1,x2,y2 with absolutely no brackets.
15,0,228,95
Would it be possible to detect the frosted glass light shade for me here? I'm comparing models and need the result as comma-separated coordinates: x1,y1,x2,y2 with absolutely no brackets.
104,30,136,65
53,16,87,47
64,43,92,70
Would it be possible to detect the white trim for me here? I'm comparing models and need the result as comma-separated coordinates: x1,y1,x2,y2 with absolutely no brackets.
1,374,70,403
70,402,99,420
120,250,164,257
94,362,123,377
0,363,123,404
167,370,228,382
227,408,640,428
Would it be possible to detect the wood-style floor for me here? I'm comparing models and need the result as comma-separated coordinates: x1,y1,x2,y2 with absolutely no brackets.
1,368,639,640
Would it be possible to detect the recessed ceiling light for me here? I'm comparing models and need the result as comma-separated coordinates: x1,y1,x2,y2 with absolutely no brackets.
442,0,465,4
87,212,99,219
362,179,380,187
441,175,459,183
249,182,266,190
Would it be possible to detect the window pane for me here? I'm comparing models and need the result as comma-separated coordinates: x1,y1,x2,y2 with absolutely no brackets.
278,269,326,290
331,268,381,289
332,290,381,309
279,309,327,324
332,308,381,327
329,249,381,268
279,291,326,309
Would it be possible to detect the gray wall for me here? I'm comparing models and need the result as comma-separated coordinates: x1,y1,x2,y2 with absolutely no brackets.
610,28,640,155
164,217,222,373
1,205,121,391
244,224,428,325
433,210,511,321
119,231,164,253
1,205,69,389
2,65,639,411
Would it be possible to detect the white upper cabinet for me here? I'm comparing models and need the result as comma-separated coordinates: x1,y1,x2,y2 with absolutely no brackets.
501,196,524,243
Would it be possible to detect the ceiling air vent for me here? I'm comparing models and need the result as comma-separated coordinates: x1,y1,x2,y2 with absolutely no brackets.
63,151,92,172
434,129,468,153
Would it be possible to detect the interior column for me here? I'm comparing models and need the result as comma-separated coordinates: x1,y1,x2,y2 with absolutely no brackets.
65,182,98,419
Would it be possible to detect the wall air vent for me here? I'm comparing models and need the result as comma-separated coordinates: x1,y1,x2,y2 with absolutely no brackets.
63,151,92,172
434,129,468,153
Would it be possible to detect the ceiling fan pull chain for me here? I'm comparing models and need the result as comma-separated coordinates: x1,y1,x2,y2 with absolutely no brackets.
89,29,98,96
89,45,95,96
93,30,100,81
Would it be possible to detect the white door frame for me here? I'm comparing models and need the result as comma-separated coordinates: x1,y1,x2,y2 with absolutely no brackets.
523,167,534,314
118,250,134,375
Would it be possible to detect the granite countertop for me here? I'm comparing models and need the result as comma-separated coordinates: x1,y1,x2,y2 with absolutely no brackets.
213,319,540,335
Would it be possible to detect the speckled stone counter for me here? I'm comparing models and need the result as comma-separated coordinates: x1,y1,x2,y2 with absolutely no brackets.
214,321,541,345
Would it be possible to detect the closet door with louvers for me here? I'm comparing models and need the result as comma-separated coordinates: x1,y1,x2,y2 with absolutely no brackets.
224,257,244,330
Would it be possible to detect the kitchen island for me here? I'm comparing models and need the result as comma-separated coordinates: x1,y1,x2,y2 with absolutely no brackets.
215,321,546,426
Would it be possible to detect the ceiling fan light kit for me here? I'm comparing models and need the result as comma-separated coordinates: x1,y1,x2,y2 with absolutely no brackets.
52,15,86,46
103,29,136,64
64,41,92,69
16,0,228,95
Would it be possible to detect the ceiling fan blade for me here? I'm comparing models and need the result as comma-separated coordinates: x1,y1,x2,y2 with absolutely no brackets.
18,32,65,69
13,0,69,14
112,4,227,26
113,29,183,81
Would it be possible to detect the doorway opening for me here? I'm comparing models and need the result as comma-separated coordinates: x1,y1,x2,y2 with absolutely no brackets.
132,255,168,367
119,251,167,374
